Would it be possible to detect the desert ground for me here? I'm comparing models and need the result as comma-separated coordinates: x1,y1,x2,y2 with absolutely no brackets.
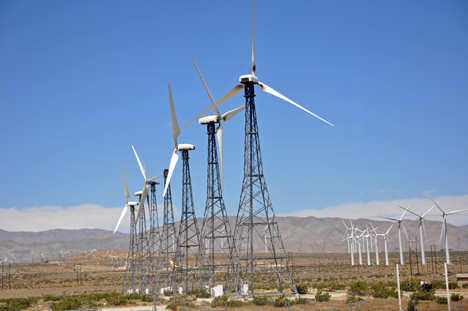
1,250,467,310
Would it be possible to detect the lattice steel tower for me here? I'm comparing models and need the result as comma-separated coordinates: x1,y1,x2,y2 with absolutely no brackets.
232,82,296,295
160,169,177,291
173,145,201,293
123,202,139,293
148,180,162,294
197,119,236,290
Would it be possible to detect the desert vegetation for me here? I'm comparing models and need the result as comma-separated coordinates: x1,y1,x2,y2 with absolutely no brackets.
1,251,467,310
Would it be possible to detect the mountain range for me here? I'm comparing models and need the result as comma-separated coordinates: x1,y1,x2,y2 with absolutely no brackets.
1,216,467,263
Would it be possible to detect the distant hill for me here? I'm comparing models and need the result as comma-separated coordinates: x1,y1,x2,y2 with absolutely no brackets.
1,217,467,264
0,228,126,244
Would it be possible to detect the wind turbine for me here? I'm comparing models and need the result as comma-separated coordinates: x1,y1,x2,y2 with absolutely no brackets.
114,166,139,233
186,57,245,189
188,57,239,290
379,202,411,265
399,202,436,265
377,224,393,266
163,84,201,293
176,0,333,295
131,146,163,221
364,226,371,265
369,224,379,265
342,220,352,254
425,191,468,265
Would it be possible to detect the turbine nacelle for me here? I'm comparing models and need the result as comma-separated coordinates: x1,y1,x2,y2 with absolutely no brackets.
128,202,138,207
178,144,195,151
239,74,259,84
199,115,220,124
135,191,143,196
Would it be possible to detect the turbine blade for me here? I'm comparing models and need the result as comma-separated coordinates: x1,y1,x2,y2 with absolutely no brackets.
425,191,445,214
163,149,179,197
168,84,180,145
216,121,224,191
132,145,147,181
122,165,130,202
114,204,128,233
386,224,394,234
400,201,412,220
181,84,245,130
258,81,334,127
378,216,399,222
422,203,437,218
191,56,221,117
341,219,349,229
446,209,468,215
402,223,409,240
136,186,149,223
252,0,256,76
148,174,164,182
439,216,446,244
399,205,420,218
422,220,428,243
222,105,245,122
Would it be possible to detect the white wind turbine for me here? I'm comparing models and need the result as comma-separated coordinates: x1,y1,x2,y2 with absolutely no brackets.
162,84,194,197
182,57,245,189
342,220,352,254
181,0,334,136
370,224,379,265
379,202,411,265
378,224,393,265
131,146,163,218
425,191,468,265
114,166,139,233
355,229,364,265
364,226,371,265
343,224,355,265
399,202,437,265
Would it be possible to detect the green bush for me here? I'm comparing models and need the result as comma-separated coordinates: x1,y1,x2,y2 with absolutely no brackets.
227,299,244,307
451,293,464,301
42,295,61,302
295,297,308,305
194,288,211,298
409,290,434,302
407,299,417,311
106,292,127,306
432,280,445,289
296,284,308,294
315,290,331,302
400,278,421,292
273,295,292,307
462,283,468,289
448,282,459,289
0,297,39,310
50,297,82,311
349,281,368,296
252,296,270,306
436,296,448,304
211,296,243,308
371,283,398,299
165,297,196,310
211,296,228,308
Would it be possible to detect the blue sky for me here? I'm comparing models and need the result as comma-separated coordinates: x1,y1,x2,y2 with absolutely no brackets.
1,1,468,232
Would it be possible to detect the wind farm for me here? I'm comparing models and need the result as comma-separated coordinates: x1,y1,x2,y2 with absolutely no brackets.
1,0,468,310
